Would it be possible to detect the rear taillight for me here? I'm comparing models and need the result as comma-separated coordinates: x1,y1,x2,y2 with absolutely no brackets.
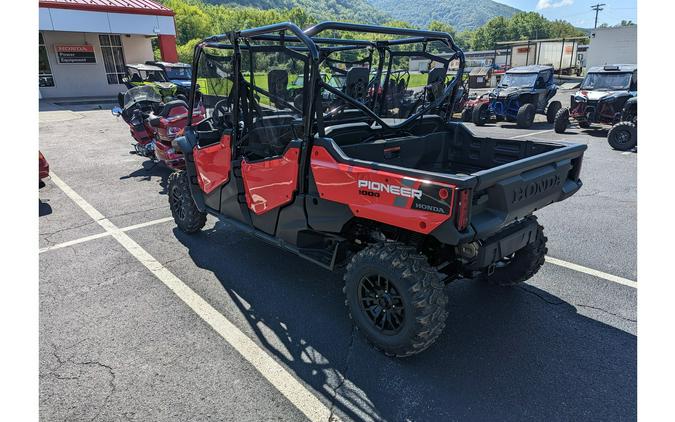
455,189,471,232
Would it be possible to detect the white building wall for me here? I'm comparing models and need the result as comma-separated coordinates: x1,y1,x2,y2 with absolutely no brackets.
587,26,637,68
40,31,154,99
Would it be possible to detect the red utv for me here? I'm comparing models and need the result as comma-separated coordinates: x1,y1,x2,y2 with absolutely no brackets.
168,22,586,357
554,64,637,133
460,93,489,121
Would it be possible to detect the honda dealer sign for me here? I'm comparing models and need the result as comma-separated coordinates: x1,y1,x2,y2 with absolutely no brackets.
55,45,96,64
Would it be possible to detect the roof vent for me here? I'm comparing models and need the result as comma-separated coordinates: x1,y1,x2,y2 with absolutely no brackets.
603,65,620,71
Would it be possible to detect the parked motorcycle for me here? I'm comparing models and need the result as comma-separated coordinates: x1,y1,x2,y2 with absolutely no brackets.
113,85,205,170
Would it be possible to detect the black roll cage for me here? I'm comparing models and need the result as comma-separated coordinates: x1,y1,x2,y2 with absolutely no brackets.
187,21,465,132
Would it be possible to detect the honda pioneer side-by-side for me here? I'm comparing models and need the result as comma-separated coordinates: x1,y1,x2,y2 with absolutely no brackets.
472,65,561,129
554,64,637,134
169,22,586,357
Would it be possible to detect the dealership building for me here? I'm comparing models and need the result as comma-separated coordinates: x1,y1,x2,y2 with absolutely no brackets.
39,0,178,99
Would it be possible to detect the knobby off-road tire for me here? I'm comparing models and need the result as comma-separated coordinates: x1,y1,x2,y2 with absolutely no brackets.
607,121,637,151
516,103,536,128
168,171,206,233
546,101,562,124
477,216,548,286
472,103,490,126
343,242,449,357
554,107,570,133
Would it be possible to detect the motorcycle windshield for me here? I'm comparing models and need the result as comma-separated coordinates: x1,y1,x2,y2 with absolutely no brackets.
123,85,163,109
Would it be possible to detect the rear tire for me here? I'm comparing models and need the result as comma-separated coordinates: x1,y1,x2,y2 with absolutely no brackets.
546,101,561,124
476,216,547,286
516,103,535,128
472,103,490,126
168,171,206,233
343,242,448,357
607,121,637,151
554,107,570,133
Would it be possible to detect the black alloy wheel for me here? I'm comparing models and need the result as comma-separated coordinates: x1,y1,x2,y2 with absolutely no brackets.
357,273,405,335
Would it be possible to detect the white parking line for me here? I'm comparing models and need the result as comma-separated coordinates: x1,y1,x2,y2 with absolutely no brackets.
48,172,336,422
545,256,637,289
509,129,554,139
39,217,174,254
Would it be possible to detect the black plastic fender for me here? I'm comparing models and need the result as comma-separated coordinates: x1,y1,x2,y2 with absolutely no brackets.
174,129,207,212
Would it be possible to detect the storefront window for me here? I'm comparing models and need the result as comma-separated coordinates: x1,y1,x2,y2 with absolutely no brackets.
99,34,126,84
39,32,55,87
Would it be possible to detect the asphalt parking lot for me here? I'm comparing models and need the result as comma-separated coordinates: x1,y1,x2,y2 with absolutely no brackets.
39,91,636,421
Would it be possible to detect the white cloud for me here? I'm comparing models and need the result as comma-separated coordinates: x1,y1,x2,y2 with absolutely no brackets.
536,0,574,9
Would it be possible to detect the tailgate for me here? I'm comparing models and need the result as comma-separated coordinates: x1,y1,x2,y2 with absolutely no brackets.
468,142,586,238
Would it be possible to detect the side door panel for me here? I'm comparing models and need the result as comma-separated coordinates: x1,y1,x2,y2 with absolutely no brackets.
193,133,232,194
240,142,301,216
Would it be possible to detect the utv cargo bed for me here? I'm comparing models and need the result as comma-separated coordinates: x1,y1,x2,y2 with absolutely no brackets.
320,118,585,239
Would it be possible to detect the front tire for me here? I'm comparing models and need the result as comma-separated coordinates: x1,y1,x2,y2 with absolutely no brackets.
554,107,570,133
472,102,490,126
476,216,547,286
607,121,637,151
516,103,536,128
343,243,448,357
546,101,561,124
168,171,206,233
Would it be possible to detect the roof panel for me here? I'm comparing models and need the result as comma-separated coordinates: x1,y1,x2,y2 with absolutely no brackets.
39,0,174,16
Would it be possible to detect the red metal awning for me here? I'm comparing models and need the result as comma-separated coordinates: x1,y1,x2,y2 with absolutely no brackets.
39,0,174,17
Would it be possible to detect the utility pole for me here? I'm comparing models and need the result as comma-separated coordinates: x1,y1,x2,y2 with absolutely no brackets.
591,3,606,29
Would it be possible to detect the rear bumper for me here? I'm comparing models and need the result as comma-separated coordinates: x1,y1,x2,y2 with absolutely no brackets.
466,217,539,269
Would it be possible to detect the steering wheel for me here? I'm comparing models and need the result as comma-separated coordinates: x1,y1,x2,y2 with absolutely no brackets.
212,98,234,128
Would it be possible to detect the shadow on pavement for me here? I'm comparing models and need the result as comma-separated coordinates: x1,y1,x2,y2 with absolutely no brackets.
120,160,172,195
581,127,610,138
497,121,553,131
174,221,636,421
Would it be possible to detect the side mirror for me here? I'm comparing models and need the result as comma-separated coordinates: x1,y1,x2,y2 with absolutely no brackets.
111,107,123,117
148,116,162,128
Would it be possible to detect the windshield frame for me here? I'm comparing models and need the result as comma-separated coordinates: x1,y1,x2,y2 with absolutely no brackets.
499,72,539,88
164,66,192,80
123,85,163,108
581,71,633,91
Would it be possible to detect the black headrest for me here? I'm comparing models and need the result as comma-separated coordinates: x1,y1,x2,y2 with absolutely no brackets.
345,67,370,100
158,99,189,117
268,69,289,99
130,74,143,83
427,67,446,85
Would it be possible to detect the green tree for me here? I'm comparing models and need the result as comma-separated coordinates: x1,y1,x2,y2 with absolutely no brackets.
428,21,456,38
164,0,214,44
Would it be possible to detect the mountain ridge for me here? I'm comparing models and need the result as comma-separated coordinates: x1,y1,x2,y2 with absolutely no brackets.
366,0,521,31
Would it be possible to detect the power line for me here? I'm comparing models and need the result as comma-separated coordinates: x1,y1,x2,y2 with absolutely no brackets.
591,3,606,29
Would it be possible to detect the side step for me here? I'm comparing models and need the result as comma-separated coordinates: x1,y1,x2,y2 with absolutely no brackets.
208,212,345,271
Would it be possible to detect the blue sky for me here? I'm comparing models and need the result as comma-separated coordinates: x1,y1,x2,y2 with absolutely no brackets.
495,0,637,28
